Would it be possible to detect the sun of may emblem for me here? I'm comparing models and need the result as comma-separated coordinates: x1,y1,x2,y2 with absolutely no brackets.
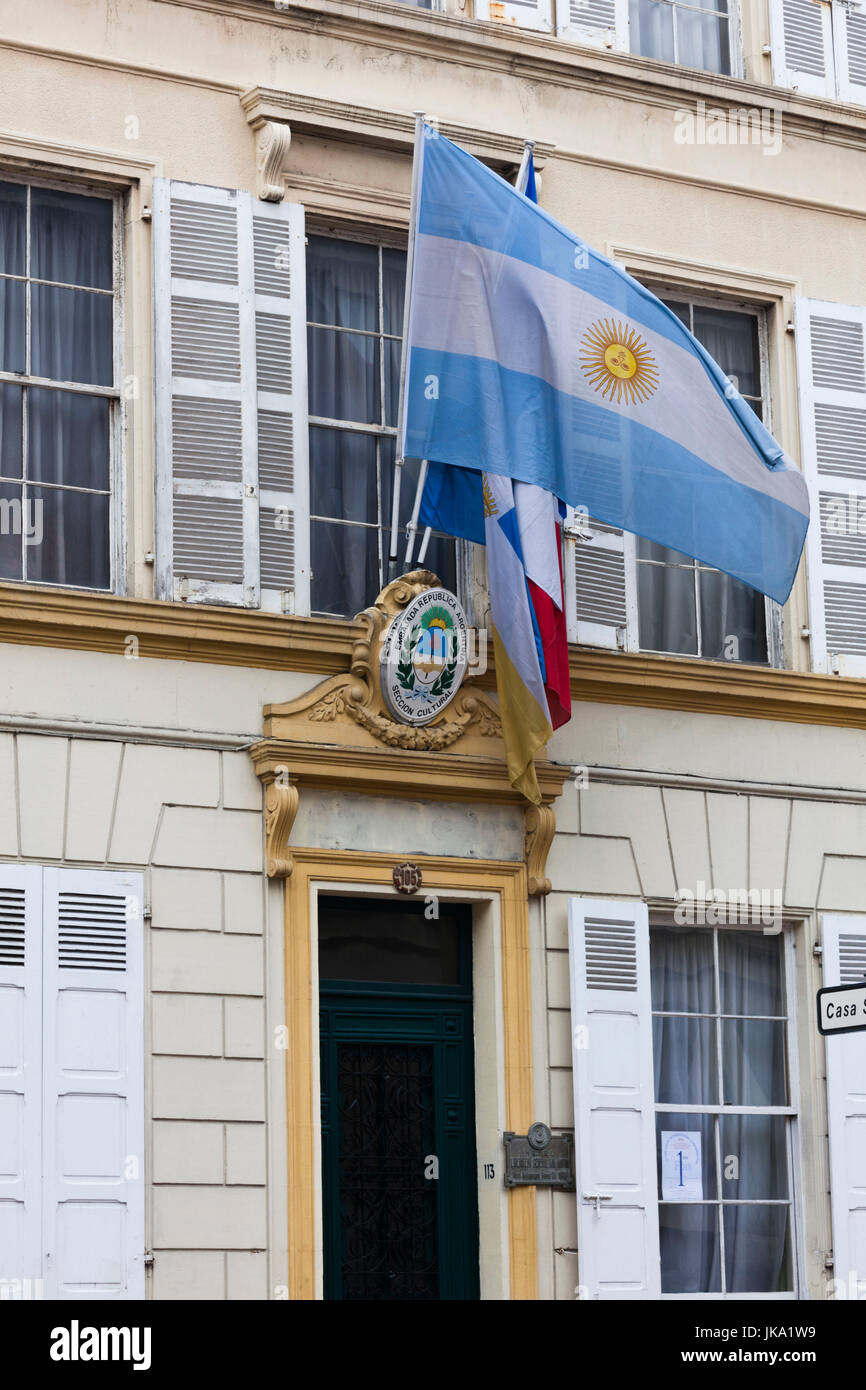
580,318,659,404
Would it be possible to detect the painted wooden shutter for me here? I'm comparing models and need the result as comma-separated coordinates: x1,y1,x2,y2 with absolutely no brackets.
0,866,42,1297
568,898,660,1298
821,915,866,1297
836,1,866,104
475,0,553,33
557,0,627,50
154,180,310,614
794,298,866,675
770,0,836,96
563,509,637,650
42,868,144,1300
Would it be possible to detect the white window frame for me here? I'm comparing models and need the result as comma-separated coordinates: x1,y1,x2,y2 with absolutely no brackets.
0,171,124,595
553,0,742,75
650,920,806,1300
772,0,866,103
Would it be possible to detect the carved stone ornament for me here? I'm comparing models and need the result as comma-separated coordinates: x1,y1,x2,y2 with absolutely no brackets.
264,780,299,879
298,571,503,752
254,120,292,202
524,803,556,897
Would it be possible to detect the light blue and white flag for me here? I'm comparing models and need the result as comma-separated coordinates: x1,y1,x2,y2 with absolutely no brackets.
402,126,809,605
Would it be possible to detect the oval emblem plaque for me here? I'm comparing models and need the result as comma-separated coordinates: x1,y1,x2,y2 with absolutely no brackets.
380,586,469,727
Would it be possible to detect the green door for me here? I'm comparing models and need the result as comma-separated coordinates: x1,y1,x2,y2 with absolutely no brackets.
319,896,480,1301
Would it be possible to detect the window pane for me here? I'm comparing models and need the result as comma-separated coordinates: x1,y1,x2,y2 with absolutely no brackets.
31,188,113,290
306,236,378,331
662,298,691,329
651,926,714,1014
636,536,694,565
382,248,406,336
31,284,113,385
0,385,23,479
318,897,462,985
629,0,675,62
722,1019,787,1106
723,1205,792,1293
659,1204,721,1293
677,8,730,75
637,558,697,654
720,1115,788,1200
698,568,767,663
656,1112,716,1199
719,930,784,1016
27,486,110,589
0,182,25,276
653,1015,718,1103
385,337,402,427
0,277,25,373
692,306,759,397
0,480,22,579
309,427,377,525
28,388,110,490
311,519,378,618
307,325,379,425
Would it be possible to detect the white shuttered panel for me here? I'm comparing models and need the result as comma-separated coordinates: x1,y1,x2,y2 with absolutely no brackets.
154,180,309,614
795,298,866,674
770,0,836,96
563,509,637,650
475,0,553,32
568,898,660,1298
821,915,866,1298
0,866,41,1296
557,0,627,51
42,869,144,1300
836,2,866,105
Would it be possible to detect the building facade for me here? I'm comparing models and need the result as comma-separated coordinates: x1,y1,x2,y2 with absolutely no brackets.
0,0,865,1300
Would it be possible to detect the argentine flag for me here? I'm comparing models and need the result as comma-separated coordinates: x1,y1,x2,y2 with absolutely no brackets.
402,126,810,607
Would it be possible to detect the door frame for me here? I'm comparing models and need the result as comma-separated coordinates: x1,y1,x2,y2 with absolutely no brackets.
280,848,537,1300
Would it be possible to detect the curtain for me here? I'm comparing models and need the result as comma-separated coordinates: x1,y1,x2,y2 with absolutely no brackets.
651,927,789,1294
629,0,729,74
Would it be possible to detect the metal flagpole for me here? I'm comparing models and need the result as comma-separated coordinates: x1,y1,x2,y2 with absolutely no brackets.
389,110,425,581
410,137,538,575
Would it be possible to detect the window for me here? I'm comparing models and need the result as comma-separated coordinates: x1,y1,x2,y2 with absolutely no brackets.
0,179,117,590
771,0,866,106
629,0,732,75
635,296,770,663
651,925,797,1295
306,235,456,618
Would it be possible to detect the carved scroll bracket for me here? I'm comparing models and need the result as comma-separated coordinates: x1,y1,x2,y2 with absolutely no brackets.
253,119,292,202
525,803,556,897
264,778,299,879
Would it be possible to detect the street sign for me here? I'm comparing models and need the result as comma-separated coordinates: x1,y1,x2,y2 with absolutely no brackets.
817,981,866,1036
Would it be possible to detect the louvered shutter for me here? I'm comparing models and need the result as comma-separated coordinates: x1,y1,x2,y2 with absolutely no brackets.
836,1,866,104
770,0,836,97
0,866,42,1297
475,0,553,33
568,899,660,1298
563,509,638,650
557,0,627,50
41,868,144,1300
154,180,310,614
821,915,866,1297
794,298,866,674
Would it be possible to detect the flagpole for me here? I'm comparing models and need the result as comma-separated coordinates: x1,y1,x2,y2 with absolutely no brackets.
417,525,432,565
403,458,428,565
515,138,535,196
389,109,425,581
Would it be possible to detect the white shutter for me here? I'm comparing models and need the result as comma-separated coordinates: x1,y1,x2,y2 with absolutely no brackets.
556,0,627,51
794,298,866,675
563,510,638,650
836,1,866,105
154,180,310,614
475,0,553,33
770,0,836,97
0,866,42,1297
42,868,144,1300
821,915,866,1298
568,898,660,1298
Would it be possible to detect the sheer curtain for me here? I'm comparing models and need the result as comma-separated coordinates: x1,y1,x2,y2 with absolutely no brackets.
651,927,789,1294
